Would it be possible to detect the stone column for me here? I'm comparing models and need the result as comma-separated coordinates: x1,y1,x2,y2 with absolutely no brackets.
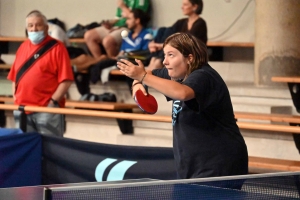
255,0,300,86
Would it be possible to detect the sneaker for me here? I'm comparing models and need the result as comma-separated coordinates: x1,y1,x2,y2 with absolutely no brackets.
79,93,95,101
98,92,117,102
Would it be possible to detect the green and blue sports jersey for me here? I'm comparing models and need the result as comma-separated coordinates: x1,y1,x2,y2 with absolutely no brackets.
114,0,150,27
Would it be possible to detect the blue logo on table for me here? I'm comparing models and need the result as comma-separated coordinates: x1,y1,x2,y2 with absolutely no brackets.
95,158,137,181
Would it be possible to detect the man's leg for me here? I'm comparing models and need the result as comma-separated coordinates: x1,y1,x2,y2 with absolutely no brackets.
74,72,90,96
102,28,127,58
84,26,109,58
26,114,39,133
71,54,107,72
102,35,119,58
32,104,65,137
147,57,163,70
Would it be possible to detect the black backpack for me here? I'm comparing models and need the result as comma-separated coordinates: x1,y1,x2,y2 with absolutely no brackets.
47,18,66,32
67,22,101,38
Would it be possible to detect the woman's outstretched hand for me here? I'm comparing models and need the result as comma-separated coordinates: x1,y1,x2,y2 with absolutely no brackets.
117,59,146,81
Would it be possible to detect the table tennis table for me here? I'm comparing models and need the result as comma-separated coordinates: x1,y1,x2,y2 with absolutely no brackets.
1,171,300,200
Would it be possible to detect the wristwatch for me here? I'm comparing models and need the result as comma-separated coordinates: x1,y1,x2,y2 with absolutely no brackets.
51,98,59,105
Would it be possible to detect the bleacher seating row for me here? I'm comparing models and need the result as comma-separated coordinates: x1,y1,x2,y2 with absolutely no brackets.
0,64,123,76
0,36,255,47
1,95,300,132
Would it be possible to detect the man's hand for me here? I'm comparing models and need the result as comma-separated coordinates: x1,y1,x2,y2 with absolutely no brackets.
101,20,113,29
117,0,126,9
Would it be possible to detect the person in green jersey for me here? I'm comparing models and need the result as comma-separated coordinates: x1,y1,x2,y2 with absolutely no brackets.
84,0,150,60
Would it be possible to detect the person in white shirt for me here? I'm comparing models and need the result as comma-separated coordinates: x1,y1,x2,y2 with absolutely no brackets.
48,22,70,46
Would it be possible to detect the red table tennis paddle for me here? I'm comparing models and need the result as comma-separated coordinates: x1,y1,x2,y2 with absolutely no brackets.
134,89,158,114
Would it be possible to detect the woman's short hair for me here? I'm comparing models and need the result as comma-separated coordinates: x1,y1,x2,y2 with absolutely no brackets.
163,32,208,75
189,0,203,15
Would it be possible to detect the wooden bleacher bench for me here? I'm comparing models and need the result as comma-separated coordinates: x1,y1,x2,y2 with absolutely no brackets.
66,100,138,110
0,63,124,76
207,41,254,48
272,76,300,84
0,36,27,42
1,96,299,133
248,156,300,173
0,96,138,111
0,36,255,48
0,96,139,134
235,111,300,133
69,38,255,47
0,36,254,76
0,64,11,70
235,111,300,124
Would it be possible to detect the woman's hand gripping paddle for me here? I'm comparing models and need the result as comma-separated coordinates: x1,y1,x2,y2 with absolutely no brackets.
134,89,158,114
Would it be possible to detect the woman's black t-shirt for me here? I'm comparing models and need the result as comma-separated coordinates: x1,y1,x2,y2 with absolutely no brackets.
152,64,248,179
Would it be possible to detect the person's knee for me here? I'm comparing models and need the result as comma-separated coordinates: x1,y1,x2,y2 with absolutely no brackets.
148,57,163,70
102,36,117,49
84,29,100,43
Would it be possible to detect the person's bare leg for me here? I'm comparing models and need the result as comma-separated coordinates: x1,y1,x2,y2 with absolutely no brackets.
84,29,103,58
102,35,119,58
147,57,163,70
71,54,108,73
153,58,163,69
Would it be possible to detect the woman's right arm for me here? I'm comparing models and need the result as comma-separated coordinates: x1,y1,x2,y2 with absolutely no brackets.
131,70,153,97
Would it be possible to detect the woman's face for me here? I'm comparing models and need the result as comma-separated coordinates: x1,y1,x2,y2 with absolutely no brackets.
163,44,189,80
181,0,197,16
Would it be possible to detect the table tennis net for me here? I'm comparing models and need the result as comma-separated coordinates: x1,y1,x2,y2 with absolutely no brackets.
49,172,300,200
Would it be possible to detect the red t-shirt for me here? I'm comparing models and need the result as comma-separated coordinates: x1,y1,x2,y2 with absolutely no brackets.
7,35,74,107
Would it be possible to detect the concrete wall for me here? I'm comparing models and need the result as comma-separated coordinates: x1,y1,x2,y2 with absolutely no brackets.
0,0,255,42
254,0,300,86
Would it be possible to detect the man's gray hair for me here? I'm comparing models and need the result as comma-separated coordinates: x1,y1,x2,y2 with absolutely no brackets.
26,10,48,26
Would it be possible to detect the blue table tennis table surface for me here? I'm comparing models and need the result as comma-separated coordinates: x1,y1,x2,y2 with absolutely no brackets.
50,182,300,200
1,176,300,200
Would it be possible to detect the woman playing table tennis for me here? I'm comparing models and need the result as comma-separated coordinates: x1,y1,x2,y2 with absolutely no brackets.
117,32,248,179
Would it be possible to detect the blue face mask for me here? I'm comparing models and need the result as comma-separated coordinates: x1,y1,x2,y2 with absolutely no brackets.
28,31,45,44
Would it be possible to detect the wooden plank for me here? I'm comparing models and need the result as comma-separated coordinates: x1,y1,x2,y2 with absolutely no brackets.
67,39,256,48
249,156,300,171
0,37,84,43
0,64,124,76
66,100,138,110
0,64,11,69
110,69,123,76
272,76,300,83
235,111,300,124
0,36,26,42
0,104,171,122
0,102,300,133
207,41,254,47
0,96,13,103
0,96,138,111
237,121,300,134
0,36,254,48
68,38,254,47
1,96,299,132
69,38,85,43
